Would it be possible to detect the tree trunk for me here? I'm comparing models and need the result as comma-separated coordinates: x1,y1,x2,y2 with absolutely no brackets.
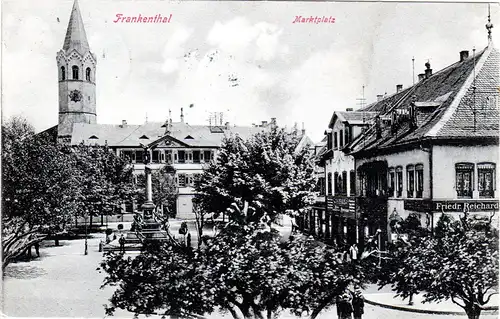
55,238,60,246
465,305,481,319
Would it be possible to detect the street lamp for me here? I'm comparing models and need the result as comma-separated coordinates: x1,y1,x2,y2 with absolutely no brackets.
376,228,382,267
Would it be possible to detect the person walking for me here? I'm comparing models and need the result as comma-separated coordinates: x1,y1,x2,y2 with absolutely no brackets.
352,287,365,319
119,234,126,254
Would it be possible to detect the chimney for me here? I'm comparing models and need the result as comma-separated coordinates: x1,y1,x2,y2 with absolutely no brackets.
301,122,305,135
396,84,403,93
377,94,383,102
261,121,268,126
121,120,127,127
346,108,354,112
180,107,184,123
270,117,277,128
418,73,425,82
424,61,432,79
460,50,469,62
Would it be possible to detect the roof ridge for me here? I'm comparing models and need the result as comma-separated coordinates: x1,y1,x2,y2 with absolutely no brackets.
426,45,493,137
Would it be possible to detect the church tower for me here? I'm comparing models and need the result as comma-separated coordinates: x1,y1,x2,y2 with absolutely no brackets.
56,0,97,143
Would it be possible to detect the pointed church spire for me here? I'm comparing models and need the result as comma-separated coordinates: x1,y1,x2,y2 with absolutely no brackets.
62,0,90,54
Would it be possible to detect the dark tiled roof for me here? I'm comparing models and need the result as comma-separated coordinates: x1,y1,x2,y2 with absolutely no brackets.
338,111,379,124
70,122,270,147
350,45,498,155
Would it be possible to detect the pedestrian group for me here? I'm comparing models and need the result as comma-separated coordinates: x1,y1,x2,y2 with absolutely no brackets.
336,286,364,319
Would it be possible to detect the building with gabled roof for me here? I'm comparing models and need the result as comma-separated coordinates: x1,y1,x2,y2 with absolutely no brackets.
347,36,499,250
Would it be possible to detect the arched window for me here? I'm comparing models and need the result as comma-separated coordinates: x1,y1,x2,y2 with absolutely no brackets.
86,67,91,81
72,65,79,80
61,66,66,80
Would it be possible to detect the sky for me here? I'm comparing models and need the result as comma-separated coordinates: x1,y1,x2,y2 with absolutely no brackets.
2,0,499,143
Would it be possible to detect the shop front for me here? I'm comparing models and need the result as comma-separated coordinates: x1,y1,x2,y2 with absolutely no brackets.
403,199,499,230
327,196,357,247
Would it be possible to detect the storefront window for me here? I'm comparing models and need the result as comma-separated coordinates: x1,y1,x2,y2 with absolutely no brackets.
407,165,415,198
416,164,423,198
396,166,403,197
456,163,474,198
478,162,495,198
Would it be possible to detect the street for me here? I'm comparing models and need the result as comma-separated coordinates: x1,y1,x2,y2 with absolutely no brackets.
2,233,498,319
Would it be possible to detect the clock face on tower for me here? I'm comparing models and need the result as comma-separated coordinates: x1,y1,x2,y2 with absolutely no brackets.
69,90,83,102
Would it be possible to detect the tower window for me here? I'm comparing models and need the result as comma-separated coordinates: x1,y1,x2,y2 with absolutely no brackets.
61,66,66,80
86,67,91,81
72,65,79,80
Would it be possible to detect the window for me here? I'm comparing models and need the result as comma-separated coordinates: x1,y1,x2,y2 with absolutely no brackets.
396,166,403,197
193,173,202,187
334,172,339,195
72,65,79,80
333,132,338,149
187,175,194,187
152,150,160,163
193,150,200,163
160,152,165,163
136,150,144,164
388,168,395,197
174,152,178,163
165,150,172,164
187,152,193,162
342,171,347,195
344,127,350,145
339,130,344,148
86,67,91,81
61,66,66,80
178,174,186,187
327,133,332,150
456,163,474,198
204,150,212,163
318,177,326,196
478,163,495,198
407,165,415,198
178,150,186,163
349,170,356,196
415,164,423,198
327,173,332,196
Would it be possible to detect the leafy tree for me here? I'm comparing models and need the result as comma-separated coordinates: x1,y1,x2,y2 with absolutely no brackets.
101,219,363,319
2,117,134,269
381,213,498,319
195,128,316,227
2,118,78,268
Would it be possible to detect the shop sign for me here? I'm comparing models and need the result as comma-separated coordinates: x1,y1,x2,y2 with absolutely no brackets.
404,199,499,212
327,196,355,213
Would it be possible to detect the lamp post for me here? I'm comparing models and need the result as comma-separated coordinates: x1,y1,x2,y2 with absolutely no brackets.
376,228,381,267
84,213,88,255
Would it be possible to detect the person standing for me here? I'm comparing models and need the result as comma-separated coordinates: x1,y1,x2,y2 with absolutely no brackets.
352,287,365,319
349,244,358,262
337,290,353,319
119,234,126,254
34,241,40,257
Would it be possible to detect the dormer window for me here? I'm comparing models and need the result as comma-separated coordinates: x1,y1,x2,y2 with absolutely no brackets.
139,135,149,140
72,65,79,80
89,135,98,139
61,66,66,80
185,135,194,140
86,67,91,81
